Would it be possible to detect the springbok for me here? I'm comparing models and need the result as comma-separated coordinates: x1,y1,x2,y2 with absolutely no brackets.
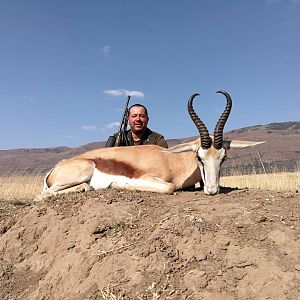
36,91,264,200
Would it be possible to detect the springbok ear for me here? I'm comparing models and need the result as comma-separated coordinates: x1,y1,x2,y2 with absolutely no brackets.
165,139,201,153
223,140,265,149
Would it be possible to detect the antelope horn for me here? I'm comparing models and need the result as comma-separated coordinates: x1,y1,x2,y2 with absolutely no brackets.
188,93,211,149
213,91,232,149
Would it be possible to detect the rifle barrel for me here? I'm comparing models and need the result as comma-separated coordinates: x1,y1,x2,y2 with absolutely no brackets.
115,95,131,146
117,95,131,133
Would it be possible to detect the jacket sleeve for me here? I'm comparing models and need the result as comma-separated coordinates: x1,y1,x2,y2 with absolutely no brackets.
156,136,168,148
105,133,117,147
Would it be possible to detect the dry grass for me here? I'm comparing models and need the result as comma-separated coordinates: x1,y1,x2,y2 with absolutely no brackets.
221,171,300,192
0,173,44,201
100,284,124,300
0,170,299,202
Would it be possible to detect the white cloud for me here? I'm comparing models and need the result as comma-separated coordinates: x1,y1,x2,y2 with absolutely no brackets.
24,96,34,103
82,122,120,133
103,89,145,98
124,90,145,98
104,89,123,97
102,45,111,56
105,121,120,129
82,125,97,131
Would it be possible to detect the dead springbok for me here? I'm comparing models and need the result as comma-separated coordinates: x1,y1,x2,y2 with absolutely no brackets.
35,91,264,200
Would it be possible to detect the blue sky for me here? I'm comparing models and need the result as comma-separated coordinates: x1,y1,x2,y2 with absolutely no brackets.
0,0,299,150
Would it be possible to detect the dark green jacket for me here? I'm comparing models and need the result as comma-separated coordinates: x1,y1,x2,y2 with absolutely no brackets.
106,128,168,148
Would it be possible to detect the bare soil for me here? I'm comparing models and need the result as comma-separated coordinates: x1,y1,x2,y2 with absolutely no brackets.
0,187,299,300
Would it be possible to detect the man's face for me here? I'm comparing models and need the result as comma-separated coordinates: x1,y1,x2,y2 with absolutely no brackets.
128,106,149,134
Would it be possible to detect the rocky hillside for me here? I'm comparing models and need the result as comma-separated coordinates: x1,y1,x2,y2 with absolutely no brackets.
0,122,299,176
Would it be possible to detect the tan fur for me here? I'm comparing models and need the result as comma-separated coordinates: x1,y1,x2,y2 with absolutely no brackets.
35,144,201,200
35,138,264,200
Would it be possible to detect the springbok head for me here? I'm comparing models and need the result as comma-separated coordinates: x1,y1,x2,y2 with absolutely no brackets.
167,91,265,195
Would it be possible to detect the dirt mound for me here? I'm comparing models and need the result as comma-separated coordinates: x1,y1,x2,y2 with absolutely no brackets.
0,188,299,299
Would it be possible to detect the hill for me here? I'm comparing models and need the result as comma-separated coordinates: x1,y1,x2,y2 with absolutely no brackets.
0,121,299,176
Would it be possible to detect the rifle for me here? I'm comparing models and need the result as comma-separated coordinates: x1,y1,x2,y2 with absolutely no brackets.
105,95,131,147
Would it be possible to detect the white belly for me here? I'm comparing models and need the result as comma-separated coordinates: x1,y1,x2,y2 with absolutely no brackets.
89,168,133,189
89,169,173,193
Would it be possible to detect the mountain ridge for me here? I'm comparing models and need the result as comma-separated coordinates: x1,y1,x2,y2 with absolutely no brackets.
1,121,299,176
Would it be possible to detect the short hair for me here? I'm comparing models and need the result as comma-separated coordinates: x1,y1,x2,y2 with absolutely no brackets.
128,103,148,117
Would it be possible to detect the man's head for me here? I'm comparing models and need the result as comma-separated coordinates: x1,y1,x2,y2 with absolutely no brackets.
128,104,149,134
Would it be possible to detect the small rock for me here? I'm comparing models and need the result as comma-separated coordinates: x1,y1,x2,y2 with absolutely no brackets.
294,264,300,271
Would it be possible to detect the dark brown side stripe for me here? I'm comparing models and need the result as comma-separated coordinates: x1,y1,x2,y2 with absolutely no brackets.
91,158,144,179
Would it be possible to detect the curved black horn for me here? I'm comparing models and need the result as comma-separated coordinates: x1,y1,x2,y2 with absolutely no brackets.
213,91,232,149
188,93,211,149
